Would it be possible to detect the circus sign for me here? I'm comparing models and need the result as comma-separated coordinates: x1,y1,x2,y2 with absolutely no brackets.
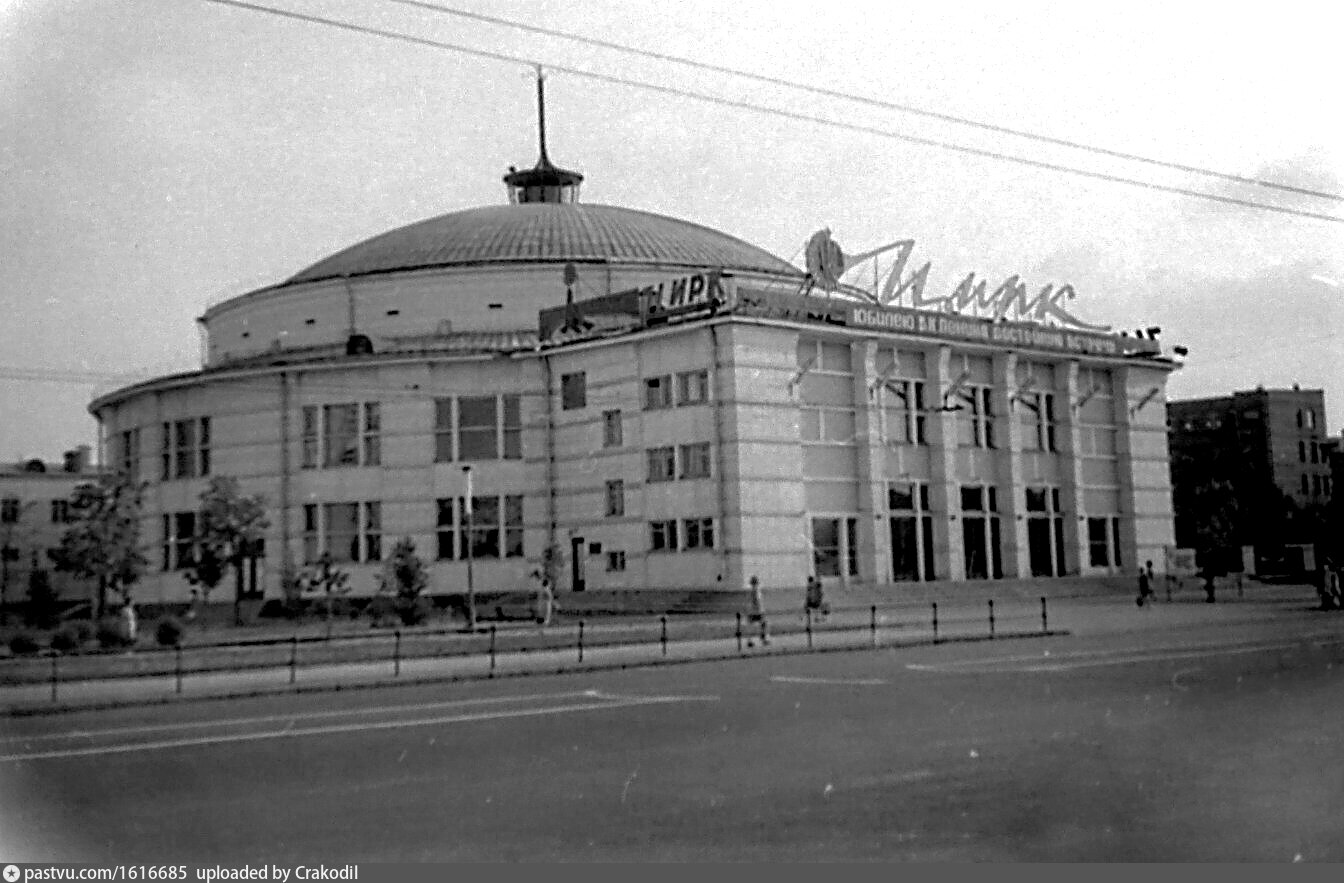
802,229,1110,332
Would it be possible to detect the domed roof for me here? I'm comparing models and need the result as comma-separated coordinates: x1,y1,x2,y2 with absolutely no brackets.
284,203,801,286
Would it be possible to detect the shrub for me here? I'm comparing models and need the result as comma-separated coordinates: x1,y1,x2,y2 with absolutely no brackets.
96,616,134,649
50,622,92,653
398,595,431,626
156,616,185,647
8,632,42,655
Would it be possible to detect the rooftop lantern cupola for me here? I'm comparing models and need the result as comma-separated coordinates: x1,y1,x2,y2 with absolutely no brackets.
504,67,583,205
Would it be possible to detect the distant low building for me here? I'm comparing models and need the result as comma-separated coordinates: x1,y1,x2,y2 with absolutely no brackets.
0,446,98,614
1167,385,1333,571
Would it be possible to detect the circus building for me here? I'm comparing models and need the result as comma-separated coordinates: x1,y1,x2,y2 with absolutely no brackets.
91,82,1181,607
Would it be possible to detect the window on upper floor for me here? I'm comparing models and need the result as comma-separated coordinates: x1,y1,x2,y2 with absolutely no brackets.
603,410,623,447
561,372,586,410
161,417,211,480
302,403,380,469
676,370,709,406
644,375,674,410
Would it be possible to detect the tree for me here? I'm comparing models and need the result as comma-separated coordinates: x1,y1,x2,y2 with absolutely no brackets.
194,476,270,626
181,543,228,630
26,563,59,629
48,472,147,618
1188,479,1240,573
380,537,430,625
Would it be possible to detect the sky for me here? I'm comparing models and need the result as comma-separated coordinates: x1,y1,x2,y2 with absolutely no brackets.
1,0,1341,462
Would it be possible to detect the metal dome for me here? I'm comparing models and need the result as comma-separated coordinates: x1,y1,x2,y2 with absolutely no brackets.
284,203,801,286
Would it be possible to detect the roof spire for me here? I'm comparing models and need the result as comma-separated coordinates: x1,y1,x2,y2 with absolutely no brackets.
504,66,583,204
536,65,550,166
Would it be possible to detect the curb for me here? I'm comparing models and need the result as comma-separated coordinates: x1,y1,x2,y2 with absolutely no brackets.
2,628,1069,717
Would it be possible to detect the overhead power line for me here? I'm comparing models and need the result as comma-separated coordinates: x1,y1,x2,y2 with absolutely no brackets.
384,0,1344,205
202,0,1344,225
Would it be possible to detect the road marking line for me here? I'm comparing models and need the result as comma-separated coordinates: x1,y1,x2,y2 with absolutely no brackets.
0,693,716,762
769,676,888,686
0,689,619,746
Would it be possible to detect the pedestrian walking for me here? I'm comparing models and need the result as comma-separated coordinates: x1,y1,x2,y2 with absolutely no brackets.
536,577,555,627
747,575,769,646
1203,567,1217,603
1136,566,1152,607
805,574,829,618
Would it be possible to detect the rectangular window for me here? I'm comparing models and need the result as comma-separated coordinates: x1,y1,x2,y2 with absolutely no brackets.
603,409,623,447
434,399,454,462
606,550,626,572
647,446,676,482
961,484,1002,580
679,442,712,479
650,519,678,552
50,500,72,524
676,370,709,405
503,495,524,558
303,404,379,468
302,406,320,469
811,517,841,577
644,375,673,410
957,386,996,449
198,417,211,476
119,428,140,482
846,517,859,577
305,502,381,563
1087,517,1111,567
161,511,196,571
459,495,501,559
605,479,625,517
326,502,360,562
162,418,210,480
324,404,360,468
1,498,20,524
561,372,586,410
361,404,380,466
436,498,455,561
682,517,714,550
502,395,522,460
1018,392,1056,453
457,396,498,460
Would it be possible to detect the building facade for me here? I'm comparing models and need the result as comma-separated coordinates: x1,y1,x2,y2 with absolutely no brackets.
1167,386,1334,567
0,447,97,611
90,113,1179,603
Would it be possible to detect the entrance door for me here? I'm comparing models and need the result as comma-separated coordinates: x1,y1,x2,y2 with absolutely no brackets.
890,516,919,581
1028,518,1054,577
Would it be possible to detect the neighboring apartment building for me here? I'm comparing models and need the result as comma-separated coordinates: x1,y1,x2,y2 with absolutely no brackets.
0,446,97,613
1167,386,1333,568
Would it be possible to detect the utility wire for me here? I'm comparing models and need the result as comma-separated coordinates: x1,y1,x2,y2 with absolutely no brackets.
201,0,1344,225
383,0,1344,205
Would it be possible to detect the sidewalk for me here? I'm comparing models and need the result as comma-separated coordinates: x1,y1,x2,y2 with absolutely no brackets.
0,583,1324,715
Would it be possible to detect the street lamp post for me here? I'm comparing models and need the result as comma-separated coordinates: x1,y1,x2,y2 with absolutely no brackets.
462,465,476,631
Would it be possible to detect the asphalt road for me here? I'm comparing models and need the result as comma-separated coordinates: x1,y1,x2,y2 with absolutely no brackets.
3,610,1343,862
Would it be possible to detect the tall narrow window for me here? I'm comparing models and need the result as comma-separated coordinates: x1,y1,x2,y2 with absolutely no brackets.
436,498,455,560
119,428,140,482
888,481,934,581
561,372,586,410
605,480,625,517
603,410,623,447
961,485,1002,580
361,404,380,466
434,399,454,462
676,370,709,405
503,495,524,558
502,395,522,459
457,396,498,460
323,404,360,467
459,496,501,559
649,520,678,552
302,406,319,469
